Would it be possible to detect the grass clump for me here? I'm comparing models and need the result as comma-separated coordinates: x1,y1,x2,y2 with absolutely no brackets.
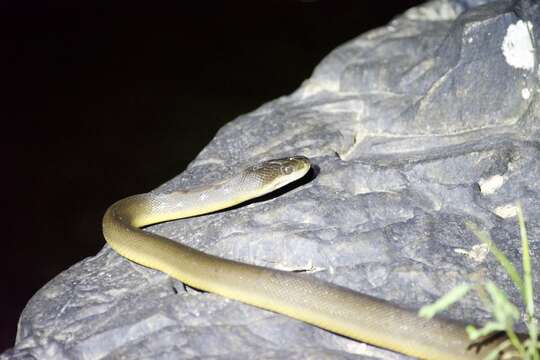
419,204,538,360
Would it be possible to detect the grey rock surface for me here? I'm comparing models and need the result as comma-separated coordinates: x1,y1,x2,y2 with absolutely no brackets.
4,0,540,359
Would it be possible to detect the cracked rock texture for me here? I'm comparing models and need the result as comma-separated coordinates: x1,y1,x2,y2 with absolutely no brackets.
4,0,540,359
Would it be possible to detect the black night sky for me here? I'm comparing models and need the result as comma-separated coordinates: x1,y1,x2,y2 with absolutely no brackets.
2,1,424,352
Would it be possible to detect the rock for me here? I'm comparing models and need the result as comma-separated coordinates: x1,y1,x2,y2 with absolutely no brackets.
4,0,539,359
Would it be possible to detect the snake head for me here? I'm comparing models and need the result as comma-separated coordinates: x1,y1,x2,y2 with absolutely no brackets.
244,156,311,192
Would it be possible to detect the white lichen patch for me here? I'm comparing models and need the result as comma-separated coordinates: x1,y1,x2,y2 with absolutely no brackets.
522,88,531,100
478,174,504,195
494,204,519,218
405,1,459,21
502,20,535,71
455,244,490,262
299,78,339,97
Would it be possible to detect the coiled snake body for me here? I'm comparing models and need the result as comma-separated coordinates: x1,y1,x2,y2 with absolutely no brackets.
103,156,504,359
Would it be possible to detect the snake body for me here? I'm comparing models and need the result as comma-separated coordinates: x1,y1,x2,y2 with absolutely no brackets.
103,156,503,360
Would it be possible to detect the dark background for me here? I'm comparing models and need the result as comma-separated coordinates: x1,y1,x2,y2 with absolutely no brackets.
2,1,423,353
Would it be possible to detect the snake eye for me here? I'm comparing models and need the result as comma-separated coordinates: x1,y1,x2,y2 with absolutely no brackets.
283,166,293,175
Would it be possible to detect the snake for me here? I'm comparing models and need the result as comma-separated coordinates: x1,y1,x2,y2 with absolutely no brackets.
103,156,510,360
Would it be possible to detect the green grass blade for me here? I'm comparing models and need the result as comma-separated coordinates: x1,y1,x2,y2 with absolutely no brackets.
418,283,471,319
465,221,524,296
517,204,534,319
516,204,539,360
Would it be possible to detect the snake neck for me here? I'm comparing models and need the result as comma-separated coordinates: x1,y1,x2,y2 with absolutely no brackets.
107,174,263,229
